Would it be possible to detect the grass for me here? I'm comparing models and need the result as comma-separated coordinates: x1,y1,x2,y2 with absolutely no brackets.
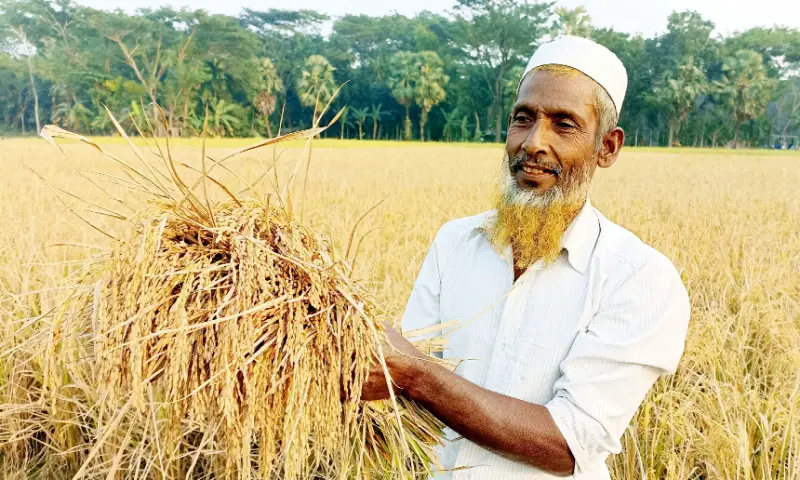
1,136,799,478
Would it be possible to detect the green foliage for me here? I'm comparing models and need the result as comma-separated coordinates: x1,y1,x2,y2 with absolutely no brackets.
338,105,350,139
441,108,461,142
452,0,552,142
369,103,382,140
774,78,800,137
296,54,336,120
0,1,796,147
415,52,448,141
253,58,284,137
551,6,592,38
352,106,368,139
651,62,708,146
387,51,419,140
386,51,448,141
725,27,800,75
715,49,776,147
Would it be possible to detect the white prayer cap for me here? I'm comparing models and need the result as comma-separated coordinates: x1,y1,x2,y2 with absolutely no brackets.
520,35,628,116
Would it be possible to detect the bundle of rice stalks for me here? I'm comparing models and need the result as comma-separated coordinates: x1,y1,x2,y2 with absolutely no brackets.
1,108,445,479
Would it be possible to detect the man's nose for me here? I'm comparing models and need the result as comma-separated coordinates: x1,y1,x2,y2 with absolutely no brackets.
521,121,548,158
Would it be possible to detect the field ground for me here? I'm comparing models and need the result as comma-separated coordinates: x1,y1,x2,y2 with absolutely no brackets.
2,137,800,478
8,133,800,155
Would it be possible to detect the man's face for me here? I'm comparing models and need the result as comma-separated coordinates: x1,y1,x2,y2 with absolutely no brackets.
505,69,600,200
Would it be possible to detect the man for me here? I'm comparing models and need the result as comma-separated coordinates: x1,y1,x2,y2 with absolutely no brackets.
361,36,690,479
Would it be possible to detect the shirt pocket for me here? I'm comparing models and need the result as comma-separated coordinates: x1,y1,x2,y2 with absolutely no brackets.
506,337,564,403
519,294,594,354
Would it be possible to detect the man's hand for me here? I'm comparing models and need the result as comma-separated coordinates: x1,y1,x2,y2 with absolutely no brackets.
359,326,576,475
360,325,426,401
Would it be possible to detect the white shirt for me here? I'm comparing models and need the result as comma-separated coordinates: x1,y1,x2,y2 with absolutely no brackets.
401,200,690,479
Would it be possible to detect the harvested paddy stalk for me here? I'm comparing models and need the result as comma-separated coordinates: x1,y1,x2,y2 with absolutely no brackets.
1,112,445,479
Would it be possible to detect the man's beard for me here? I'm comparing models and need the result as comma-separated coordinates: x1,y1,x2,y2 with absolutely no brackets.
487,152,591,269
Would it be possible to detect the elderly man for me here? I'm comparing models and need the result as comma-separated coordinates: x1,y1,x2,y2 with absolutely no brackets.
361,36,690,479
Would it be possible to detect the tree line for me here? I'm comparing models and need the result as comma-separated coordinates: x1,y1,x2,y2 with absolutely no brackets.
1,0,799,148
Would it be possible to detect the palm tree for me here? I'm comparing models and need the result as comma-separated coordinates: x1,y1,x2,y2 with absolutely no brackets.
442,108,461,142
254,58,283,138
352,107,369,140
296,55,337,126
370,103,383,140
551,7,593,38
338,106,349,139
52,100,91,133
715,49,775,148
652,62,707,146
387,51,418,141
210,98,241,137
460,115,469,142
415,52,449,142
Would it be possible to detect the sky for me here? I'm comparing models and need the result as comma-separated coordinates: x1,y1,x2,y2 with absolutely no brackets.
76,0,800,38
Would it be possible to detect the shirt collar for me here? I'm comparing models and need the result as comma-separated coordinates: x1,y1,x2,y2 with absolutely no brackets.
560,198,600,274
476,198,600,275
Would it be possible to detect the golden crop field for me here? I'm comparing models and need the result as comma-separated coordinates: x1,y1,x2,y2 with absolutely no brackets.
2,136,800,479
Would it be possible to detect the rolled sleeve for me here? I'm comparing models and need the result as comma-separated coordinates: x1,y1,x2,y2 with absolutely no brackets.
545,256,690,473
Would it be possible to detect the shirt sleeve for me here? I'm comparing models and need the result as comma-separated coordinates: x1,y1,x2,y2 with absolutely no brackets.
544,256,690,474
400,229,444,337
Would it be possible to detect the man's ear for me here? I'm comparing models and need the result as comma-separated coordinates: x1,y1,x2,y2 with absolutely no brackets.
597,127,625,169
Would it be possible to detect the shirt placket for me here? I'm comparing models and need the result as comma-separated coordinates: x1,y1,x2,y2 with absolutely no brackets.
483,261,543,395
454,261,545,477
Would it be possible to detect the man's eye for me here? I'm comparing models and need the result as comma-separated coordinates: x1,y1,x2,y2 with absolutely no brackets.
514,115,531,122
557,121,575,129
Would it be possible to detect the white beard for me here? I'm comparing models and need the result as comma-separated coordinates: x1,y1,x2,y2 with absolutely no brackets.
499,152,591,209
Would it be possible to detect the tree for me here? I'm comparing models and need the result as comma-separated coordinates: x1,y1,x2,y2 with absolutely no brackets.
0,0,58,134
659,11,715,66
716,50,775,148
241,9,329,128
191,12,263,114
647,11,717,146
652,62,708,146
460,115,470,142
550,6,592,38
15,28,40,132
241,9,329,87
415,51,448,141
328,13,446,80
254,58,283,137
0,2,795,145
442,108,461,142
0,53,30,133
338,105,350,139
210,98,241,137
352,106,368,139
97,10,192,134
161,33,209,136
591,28,648,138
452,0,552,142
776,78,800,137
387,51,418,141
725,27,800,77
51,98,92,133
369,103,382,140
296,54,336,126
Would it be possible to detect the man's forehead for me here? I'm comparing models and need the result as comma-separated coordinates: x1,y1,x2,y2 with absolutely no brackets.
515,70,597,114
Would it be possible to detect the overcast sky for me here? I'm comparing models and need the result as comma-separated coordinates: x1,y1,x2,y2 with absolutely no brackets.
76,0,800,38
